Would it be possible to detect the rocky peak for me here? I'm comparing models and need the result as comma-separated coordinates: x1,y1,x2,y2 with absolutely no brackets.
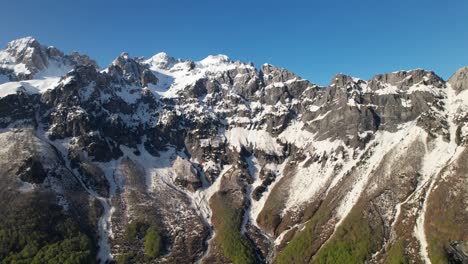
332,73,363,87
326,74,362,102
368,69,445,91
328,74,368,99
448,66,468,94
260,64,301,86
68,51,98,69
146,52,177,70
329,73,354,87
1,37,51,76
111,52,132,66
0,37,97,82
5,36,40,56
109,52,158,87
199,54,231,67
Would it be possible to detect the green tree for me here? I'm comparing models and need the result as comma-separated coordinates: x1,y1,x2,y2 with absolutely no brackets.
144,225,161,259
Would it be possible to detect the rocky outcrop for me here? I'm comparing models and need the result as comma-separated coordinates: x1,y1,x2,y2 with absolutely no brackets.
449,66,468,93
447,241,468,264
260,64,300,85
172,156,202,192
368,69,445,91
108,52,158,87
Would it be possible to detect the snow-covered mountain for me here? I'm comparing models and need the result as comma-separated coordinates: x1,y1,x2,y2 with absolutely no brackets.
0,37,467,264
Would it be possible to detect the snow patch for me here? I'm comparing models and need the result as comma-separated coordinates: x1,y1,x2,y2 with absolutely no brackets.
413,84,462,264
374,84,401,95
225,127,283,155
308,104,321,112
401,98,412,108
278,121,315,148
0,59,72,98
145,53,246,98
334,122,417,223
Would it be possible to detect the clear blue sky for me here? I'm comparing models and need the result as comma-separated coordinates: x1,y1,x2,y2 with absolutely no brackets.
1,0,467,85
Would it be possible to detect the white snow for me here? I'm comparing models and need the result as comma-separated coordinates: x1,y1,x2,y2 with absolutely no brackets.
0,59,72,98
225,127,283,155
266,82,286,89
241,155,261,234
146,52,176,69
413,136,457,264
199,54,230,66
401,98,412,108
370,80,442,96
0,39,32,76
278,121,315,148
246,155,263,194
407,83,442,95
146,60,203,98
282,152,335,212
274,221,309,246
278,121,367,214
36,59,73,78
308,104,321,112
334,122,416,222
413,84,462,264
374,84,401,95
115,86,143,104
309,110,332,122
0,82,36,97
145,53,251,98
347,98,358,107
358,130,373,139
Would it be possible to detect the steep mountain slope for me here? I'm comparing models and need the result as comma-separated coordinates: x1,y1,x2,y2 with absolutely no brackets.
0,37,466,264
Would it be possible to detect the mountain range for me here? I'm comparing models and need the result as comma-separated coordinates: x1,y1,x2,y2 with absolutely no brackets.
0,37,467,264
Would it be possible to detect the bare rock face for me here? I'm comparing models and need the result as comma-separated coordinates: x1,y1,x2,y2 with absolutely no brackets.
141,68,158,87
108,52,158,87
446,241,468,264
172,156,202,192
184,78,209,98
368,69,445,91
261,64,300,85
449,66,468,93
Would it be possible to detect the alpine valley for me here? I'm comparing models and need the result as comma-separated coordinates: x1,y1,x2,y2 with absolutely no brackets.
0,37,467,264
